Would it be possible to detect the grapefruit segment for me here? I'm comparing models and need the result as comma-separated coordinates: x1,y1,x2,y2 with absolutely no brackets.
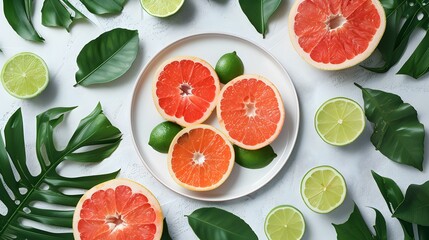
289,0,386,70
168,124,235,191
153,56,220,127
73,179,163,240
217,75,285,150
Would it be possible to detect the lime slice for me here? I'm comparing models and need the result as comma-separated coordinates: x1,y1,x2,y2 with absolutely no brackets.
314,97,365,146
1,52,49,99
301,166,346,213
140,0,185,17
264,205,305,240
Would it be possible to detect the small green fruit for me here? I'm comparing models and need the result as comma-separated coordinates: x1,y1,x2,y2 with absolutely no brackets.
215,51,244,84
149,121,183,153
234,145,277,169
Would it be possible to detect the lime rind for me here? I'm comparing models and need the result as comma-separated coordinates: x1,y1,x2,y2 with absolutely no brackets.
264,205,305,240
314,97,365,146
300,166,347,214
140,0,185,17
1,52,49,99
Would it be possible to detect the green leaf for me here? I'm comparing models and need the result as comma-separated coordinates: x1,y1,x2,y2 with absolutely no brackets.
0,103,121,239
372,208,388,240
186,207,258,240
161,218,172,240
363,0,429,78
372,171,415,239
419,225,429,240
80,0,127,15
333,204,374,240
393,181,429,226
41,0,87,31
356,83,425,170
3,0,44,42
74,28,139,87
238,0,282,38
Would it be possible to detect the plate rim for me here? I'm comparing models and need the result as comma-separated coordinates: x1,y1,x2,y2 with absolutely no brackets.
129,32,301,201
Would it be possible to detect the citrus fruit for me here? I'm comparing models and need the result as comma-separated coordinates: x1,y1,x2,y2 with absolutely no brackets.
288,0,386,70
265,205,305,240
234,145,277,169
217,75,285,150
153,56,220,127
140,0,185,17
167,124,234,191
73,179,163,240
215,51,244,84
1,52,49,99
149,121,183,153
315,97,365,146
301,166,347,213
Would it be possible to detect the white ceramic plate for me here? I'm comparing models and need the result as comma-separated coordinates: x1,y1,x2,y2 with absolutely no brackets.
130,33,300,201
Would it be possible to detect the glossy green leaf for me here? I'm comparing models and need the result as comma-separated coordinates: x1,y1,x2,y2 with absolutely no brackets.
238,0,282,38
333,204,374,240
3,0,44,42
161,218,172,240
75,28,139,86
41,0,87,31
373,208,388,240
393,181,429,226
372,171,415,239
80,0,127,15
186,207,258,240
363,0,429,79
356,84,425,170
0,104,121,239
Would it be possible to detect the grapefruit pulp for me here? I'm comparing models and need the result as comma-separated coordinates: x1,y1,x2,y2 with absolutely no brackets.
288,0,386,70
153,56,220,127
217,75,285,150
168,124,235,191
73,179,163,240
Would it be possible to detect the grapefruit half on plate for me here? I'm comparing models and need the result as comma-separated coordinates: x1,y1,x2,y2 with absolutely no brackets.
168,124,235,191
153,56,220,127
73,179,163,240
288,0,386,70
217,75,285,150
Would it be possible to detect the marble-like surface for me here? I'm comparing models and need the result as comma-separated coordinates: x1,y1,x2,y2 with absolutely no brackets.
0,0,428,239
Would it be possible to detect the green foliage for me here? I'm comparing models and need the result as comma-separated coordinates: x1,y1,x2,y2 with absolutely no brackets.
161,218,172,240
394,181,429,226
80,0,127,15
74,28,139,87
41,0,87,31
238,0,282,38
0,104,121,239
3,0,44,42
333,204,375,240
186,207,258,240
356,83,425,170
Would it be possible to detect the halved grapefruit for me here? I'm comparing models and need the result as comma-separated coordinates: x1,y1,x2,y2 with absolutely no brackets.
168,124,235,191
288,0,386,70
153,56,220,127
217,75,285,150
73,179,163,240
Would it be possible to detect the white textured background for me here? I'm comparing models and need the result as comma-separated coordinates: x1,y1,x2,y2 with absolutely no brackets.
0,0,428,239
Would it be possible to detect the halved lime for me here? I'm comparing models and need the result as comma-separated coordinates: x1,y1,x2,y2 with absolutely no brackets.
314,97,365,146
265,205,305,240
301,166,346,214
1,52,49,99
140,0,185,17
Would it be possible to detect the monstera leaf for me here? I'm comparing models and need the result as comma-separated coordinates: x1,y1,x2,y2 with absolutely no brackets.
0,104,121,239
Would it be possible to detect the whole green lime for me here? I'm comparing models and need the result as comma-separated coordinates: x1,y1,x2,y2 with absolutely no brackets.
234,145,277,169
149,121,183,153
215,51,244,84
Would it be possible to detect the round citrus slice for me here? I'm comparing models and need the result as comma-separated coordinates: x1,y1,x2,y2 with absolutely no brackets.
288,0,386,70
217,75,285,150
315,97,365,146
168,124,234,191
1,52,49,99
140,0,184,17
265,205,305,240
73,179,163,240
301,166,347,213
153,56,220,127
